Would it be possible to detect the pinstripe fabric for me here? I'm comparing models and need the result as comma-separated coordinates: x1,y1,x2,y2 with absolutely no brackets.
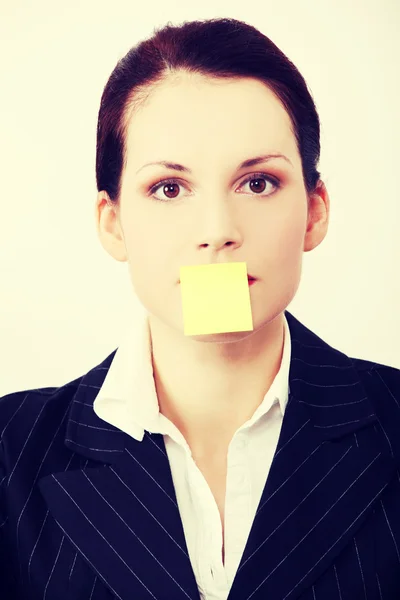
0,309,400,599
92,307,291,599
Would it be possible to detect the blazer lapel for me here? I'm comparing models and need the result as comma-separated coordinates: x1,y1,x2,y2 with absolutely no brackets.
227,311,396,600
38,310,397,600
38,354,201,600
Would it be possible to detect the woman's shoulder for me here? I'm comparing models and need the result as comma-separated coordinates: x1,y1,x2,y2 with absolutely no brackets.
0,378,81,447
0,347,117,449
350,356,400,387
349,358,400,436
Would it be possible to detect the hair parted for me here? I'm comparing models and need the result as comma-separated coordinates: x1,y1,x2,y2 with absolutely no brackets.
95,17,321,205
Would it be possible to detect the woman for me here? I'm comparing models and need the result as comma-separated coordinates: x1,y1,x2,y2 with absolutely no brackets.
1,16,400,600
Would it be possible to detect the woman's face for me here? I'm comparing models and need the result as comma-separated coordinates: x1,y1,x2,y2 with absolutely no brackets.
97,72,329,343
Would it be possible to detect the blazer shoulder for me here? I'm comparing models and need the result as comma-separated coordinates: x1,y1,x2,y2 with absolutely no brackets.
350,355,400,374
347,357,400,465
350,356,400,399
0,348,116,448
0,375,82,443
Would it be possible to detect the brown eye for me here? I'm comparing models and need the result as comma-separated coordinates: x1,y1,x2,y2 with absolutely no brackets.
247,177,267,194
148,172,280,202
161,183,180,199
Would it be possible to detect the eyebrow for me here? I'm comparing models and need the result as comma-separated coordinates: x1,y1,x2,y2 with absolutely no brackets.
135,153,293,175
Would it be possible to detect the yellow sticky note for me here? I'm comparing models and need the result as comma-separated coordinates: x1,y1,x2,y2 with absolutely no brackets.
180,262,254,336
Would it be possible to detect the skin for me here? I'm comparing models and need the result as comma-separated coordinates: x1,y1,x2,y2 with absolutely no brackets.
95,71,330,460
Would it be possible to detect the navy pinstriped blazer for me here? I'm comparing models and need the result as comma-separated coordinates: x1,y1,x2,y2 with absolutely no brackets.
1,309,400,600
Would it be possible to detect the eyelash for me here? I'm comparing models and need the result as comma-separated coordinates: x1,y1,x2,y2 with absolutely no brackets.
147,171,281,202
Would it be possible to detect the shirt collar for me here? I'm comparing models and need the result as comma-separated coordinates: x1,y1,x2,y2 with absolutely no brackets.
94,310,291,441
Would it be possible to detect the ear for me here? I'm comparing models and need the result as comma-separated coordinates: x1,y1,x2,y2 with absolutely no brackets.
303,180,330,253
95,192,127,262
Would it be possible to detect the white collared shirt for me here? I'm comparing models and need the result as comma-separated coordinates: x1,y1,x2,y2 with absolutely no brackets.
94,311,291,600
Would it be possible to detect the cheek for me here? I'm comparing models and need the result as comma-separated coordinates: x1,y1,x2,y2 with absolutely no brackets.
274,201,307,248
256,210,306,272
122,213,158,254
125,227,174,287
276,222,304,257
260,208,305,243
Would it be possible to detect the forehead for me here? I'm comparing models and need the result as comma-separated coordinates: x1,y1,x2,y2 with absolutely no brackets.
125,73,300,173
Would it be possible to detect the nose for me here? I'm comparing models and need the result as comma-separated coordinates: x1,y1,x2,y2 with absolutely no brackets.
200,238,239,251
198,202,243,252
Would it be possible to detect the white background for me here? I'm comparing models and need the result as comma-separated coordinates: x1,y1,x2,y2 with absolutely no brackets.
0,0,399,396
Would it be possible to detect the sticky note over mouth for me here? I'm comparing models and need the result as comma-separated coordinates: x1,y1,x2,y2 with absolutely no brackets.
179,262,254,336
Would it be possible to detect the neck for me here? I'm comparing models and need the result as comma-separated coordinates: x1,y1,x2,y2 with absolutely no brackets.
149,312,285,454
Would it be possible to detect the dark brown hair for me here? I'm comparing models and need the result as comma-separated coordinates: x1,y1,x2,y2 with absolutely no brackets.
95,17,321,205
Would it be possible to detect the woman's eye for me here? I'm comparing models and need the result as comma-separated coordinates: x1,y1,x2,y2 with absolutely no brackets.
147,173,281,202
